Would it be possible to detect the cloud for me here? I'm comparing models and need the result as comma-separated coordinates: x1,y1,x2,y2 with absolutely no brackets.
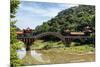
19,1,78,17
16,1,78,29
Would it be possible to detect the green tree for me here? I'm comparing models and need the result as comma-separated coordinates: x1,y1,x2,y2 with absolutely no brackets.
41,23,50,32
34,5,95,44
10,0,20,44
10,44,21,67
35,5,95,33
10,0,20,18
10,0,21,67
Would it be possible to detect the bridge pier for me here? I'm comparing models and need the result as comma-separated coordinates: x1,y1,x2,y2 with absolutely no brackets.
26,44,31,51
65,38,71,47
25,38,35,51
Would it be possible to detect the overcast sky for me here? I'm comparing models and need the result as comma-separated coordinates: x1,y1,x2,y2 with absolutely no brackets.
15,1,78,29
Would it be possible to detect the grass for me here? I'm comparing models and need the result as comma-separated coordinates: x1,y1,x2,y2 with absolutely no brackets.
63,45,95,53
31,40,65,50
31,40,95,52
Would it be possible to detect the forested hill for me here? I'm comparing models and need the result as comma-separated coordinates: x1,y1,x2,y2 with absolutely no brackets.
35,5,95,33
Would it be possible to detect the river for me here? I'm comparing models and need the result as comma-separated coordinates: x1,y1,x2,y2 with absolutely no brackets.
17,47,95,65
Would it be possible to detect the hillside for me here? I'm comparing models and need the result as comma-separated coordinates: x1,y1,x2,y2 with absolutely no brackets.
35,5,95,34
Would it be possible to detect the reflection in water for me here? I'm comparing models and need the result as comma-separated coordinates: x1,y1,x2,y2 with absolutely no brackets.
17,48,50,63
31,51,45,62
17,48,26,59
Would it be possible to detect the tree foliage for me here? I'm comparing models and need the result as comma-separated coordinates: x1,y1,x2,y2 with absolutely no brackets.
10,0,21,66
10,0,20,44
10,0,20,18
10,44,21,67
35,5,95,33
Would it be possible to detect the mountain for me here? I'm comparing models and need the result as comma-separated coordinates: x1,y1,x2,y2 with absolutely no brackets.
35,5,95,34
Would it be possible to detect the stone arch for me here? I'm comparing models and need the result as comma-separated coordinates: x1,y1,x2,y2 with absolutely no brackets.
34,32,66,44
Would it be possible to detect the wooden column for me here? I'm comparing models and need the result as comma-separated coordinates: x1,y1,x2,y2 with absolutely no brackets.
26,38,34,51
65,38,71,47
26,38,30,51
26,44,31,51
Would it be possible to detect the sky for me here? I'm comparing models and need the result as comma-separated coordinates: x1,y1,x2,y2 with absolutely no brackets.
15,1,78,29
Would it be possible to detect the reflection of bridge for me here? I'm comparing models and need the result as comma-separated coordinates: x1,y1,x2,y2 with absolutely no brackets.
16,27,92,51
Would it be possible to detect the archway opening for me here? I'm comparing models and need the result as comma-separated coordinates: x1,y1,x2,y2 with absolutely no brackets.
32,34,66,50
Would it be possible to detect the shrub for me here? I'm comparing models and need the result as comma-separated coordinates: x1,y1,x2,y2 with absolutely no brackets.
88,44,95,48
10,45,21,67
11,41,24,50
70,42,80,47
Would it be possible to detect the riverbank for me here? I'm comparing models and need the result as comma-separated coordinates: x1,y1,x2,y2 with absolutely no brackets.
16,40,95,66
19,47,95,65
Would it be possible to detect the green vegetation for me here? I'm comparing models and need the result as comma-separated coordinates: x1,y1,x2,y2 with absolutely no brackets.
34,5,95,45
19,40,95,65
21,40,95,65
11,41,25,50
31,40,94,52
64,45,94,52
10,0,21,67
10,0,20,44
35,5,95,33
31,40,65,50
10,0,20,18
10,1,95,66
10,45,22,67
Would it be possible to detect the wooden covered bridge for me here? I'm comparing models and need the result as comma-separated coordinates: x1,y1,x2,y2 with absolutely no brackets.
16,27,93,51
